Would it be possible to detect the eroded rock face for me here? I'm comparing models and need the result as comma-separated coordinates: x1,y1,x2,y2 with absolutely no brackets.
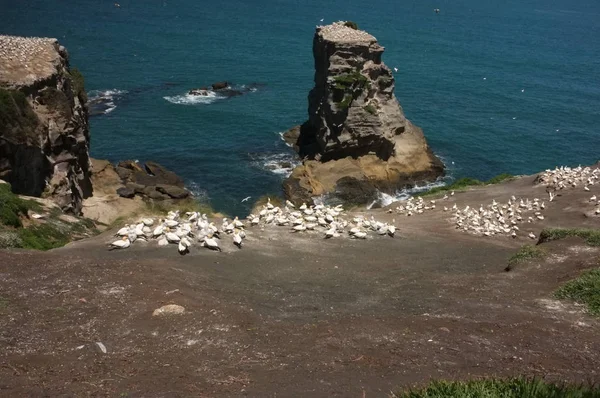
285,22,444,204
0,35,92,214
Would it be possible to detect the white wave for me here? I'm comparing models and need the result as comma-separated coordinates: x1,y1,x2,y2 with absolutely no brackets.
163,92,220,105
367,179,450,209
186,180,208,199
278,132,294,147
88,89,128,115
251,152,300,178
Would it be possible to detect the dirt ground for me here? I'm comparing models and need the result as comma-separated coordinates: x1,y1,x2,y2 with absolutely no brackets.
1,175,599,397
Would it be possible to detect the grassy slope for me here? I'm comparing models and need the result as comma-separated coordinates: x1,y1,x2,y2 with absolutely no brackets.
417,173,514,197
0,184,97,250
393,378,600,398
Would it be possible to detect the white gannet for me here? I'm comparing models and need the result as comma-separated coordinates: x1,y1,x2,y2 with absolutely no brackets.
109,236,130,250
241,196,251,203
286,200,295,208
233,231,243,248
204,236,221,252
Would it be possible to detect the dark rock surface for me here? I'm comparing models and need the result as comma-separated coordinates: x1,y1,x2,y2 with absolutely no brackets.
0,35,92,214
115,160,189,200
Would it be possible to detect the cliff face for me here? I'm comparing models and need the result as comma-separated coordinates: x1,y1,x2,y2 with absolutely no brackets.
285,22,444,204
0,35,92,214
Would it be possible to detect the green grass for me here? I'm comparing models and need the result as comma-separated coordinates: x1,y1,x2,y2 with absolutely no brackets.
16,224,70,250
0,184,41,227
416,174,514,197
332,70,369,91
143,197,217,217
539,228,600,247
0,183,97,250
364,104,377,115
505,245,546,272
343,21,358,30
394,377,600,398
69,67,87,102
338,94,353,109
555,268,600,316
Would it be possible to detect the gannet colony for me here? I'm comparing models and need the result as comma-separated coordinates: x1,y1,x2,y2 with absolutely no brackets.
110,165,600,253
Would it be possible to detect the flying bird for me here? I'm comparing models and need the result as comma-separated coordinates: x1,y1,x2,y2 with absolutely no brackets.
241,196,251,202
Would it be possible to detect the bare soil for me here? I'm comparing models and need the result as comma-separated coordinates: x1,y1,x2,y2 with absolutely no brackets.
1,176,599,397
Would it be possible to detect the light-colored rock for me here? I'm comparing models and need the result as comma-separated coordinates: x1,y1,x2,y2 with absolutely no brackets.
152,304,185,317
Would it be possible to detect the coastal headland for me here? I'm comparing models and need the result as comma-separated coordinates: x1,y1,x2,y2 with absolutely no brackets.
1,25,599,396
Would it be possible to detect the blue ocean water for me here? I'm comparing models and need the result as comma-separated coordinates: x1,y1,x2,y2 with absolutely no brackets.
3,0,600,215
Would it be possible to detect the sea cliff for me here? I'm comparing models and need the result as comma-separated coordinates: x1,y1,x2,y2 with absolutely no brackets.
284,22,444,204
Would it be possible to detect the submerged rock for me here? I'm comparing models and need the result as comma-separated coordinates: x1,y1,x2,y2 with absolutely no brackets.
283,22,444,204
0,35,92,214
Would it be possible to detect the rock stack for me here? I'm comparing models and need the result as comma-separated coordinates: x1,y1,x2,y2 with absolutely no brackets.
0,35,92,214
283,22,444,205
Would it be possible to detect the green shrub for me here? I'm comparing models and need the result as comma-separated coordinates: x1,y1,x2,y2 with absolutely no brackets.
555,268,600,316
0,88,39,135
69,67,87,102
393,377,600,397
505,245,545,271
343,21,358,30
338,94,353,109
332,70,368,91
364,104,376,115
539,228,600,247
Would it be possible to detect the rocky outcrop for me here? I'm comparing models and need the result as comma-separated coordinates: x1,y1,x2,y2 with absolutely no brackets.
0,35,92,214
114,160,190,201
284,22,444,204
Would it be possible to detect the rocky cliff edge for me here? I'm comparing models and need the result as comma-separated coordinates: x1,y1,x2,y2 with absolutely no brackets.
0,35,92,214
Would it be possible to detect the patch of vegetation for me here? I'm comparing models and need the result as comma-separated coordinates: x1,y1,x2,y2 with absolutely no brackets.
0,184,40,228
505,245,545,272
332,70,369,91
338,94,353,110
0,184,98,250
393,377,600,398
16,223,70,251
363,104,377,115
143,198,219,218
486,173,515,185
37,87,72,119
0,88,39,138
555,268,600,316
343,21,358,30
416,173,515,197
539,228,600,247
69,67,87,103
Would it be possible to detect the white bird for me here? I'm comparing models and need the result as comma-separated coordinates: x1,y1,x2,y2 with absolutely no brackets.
521,89,525,93
165,232,180,243
293,224,306,232
387,225,396,237
153,225,164,237
528,232,536,239
590,195,597,202
178,241,188,255
204,236,221,252
241,196,251,203
109,237,130,250
285,200,295,208
233,231,243,248
393,67,398,72
30,213,44,219
352,231,367,239
324,226,337,239
142,218,154,226
319,18,324,22
115,227,130,237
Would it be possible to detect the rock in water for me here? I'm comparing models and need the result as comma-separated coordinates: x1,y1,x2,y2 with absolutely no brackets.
0,35,92,214
283,22,444,204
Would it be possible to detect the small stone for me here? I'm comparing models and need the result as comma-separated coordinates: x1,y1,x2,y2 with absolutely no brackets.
152,304,185,317
95,341,107,354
